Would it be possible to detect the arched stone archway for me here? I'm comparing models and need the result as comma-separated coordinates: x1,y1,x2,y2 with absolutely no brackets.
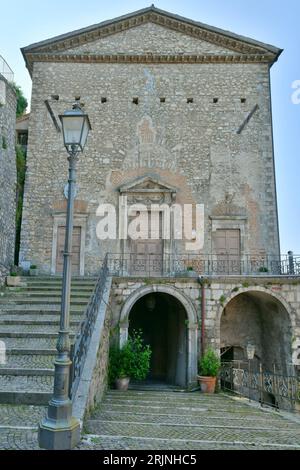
217,287,294,374
119,285,198,387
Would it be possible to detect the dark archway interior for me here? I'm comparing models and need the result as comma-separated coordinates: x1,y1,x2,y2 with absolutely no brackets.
220,291,292,374
128,293,187,386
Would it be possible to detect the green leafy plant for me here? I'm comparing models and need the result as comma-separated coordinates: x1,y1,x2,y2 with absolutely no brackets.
10,266,18,276
219,294,226,304
12,83,28,117
186,266,194,271
30,265,37,269
259,266,269,273
108,329,152,385
198,349,221,377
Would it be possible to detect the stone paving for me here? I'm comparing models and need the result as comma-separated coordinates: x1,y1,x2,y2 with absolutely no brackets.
79,390,300,451
0,389,299,449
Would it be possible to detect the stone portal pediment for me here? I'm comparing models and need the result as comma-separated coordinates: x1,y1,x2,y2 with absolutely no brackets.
118,176,177,205
119,176,177,194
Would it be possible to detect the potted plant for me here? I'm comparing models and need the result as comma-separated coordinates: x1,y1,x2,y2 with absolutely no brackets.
109,329,151,391
186,266,198,278
197,348,221,393
258,266,269,273
29,264,39,276
6,266,22,287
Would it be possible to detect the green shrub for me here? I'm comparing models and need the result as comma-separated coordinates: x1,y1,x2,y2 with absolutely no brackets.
30,265,37,269
186,266,194,271
198,349,220,377
108,329,151,385
259,266,269,273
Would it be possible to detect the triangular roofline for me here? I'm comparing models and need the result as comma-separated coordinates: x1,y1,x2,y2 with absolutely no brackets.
22,5,282,75
118,175,177,194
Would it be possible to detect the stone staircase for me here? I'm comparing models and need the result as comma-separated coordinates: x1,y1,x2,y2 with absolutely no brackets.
80,389,300,450
0,276,96,405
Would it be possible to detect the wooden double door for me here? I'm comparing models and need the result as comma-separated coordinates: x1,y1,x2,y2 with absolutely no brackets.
213,229,241,274
56,226,81,275
130,211,163,276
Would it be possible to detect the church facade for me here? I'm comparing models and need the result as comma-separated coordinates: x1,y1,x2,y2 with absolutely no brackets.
20,7,300,387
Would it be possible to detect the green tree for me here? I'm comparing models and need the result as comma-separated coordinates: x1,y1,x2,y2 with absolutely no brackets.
12,83,28,117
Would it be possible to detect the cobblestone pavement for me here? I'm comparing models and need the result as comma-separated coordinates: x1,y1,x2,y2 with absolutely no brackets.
80,390,300,451
0,390,300,449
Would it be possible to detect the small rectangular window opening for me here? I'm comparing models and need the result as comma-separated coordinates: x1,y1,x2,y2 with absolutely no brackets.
160,97,166,103
187,98,193,104
213,98,218,104
133,97,139,105
241,98,246,104
101,97,107,103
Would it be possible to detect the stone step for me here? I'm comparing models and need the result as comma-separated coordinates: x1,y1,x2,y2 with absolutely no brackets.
20,277,97,285
0,392,52,406
0,375,54,405
95,410,299,429
0,404,47,428
3,337,58,349
0,306,84,315
100,401,267,416
103,395,254,408
0,318,81,325
0,298,90,305
13,286,95,293
0,353,55,369
6,291,92,298
6,349,56,355
0,324,78,334
0,331,75,339
86,420,300,447
0,368,54,376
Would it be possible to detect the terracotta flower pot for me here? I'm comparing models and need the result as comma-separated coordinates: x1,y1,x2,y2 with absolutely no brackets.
197,375,217,393
115,377,130,391
6,276,21,287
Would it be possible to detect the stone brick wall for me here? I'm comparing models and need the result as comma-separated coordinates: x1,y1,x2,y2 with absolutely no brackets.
109,276,300,376
20,21,280,274
0,75,17,284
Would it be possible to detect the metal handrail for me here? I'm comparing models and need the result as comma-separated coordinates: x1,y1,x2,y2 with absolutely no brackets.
69,254,109,398
106,253,300,277
220,361,300,412
0,56,14,82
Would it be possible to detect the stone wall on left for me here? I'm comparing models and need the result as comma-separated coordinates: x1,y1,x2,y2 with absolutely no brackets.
0,74,17,284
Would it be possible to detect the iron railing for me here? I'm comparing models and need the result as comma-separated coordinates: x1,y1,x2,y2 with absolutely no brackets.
107,253,300,278
69,254,109,398
220,361,300,412
0,56,14,82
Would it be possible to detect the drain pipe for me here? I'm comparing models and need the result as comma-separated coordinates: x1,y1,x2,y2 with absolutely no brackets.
198,275,206,356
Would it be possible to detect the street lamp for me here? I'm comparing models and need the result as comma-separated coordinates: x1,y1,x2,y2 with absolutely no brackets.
38,103,91,450
246,342,256,361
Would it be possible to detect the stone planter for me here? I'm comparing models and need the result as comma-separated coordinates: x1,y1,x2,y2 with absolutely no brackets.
197,375,217,393
186,270,198,278
115,377,130,391
6,276,22,287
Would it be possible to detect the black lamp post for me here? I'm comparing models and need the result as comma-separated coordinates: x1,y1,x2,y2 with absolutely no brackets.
38,103,91,450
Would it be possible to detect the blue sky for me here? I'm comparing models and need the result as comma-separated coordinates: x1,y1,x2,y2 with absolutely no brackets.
1,0,299,253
